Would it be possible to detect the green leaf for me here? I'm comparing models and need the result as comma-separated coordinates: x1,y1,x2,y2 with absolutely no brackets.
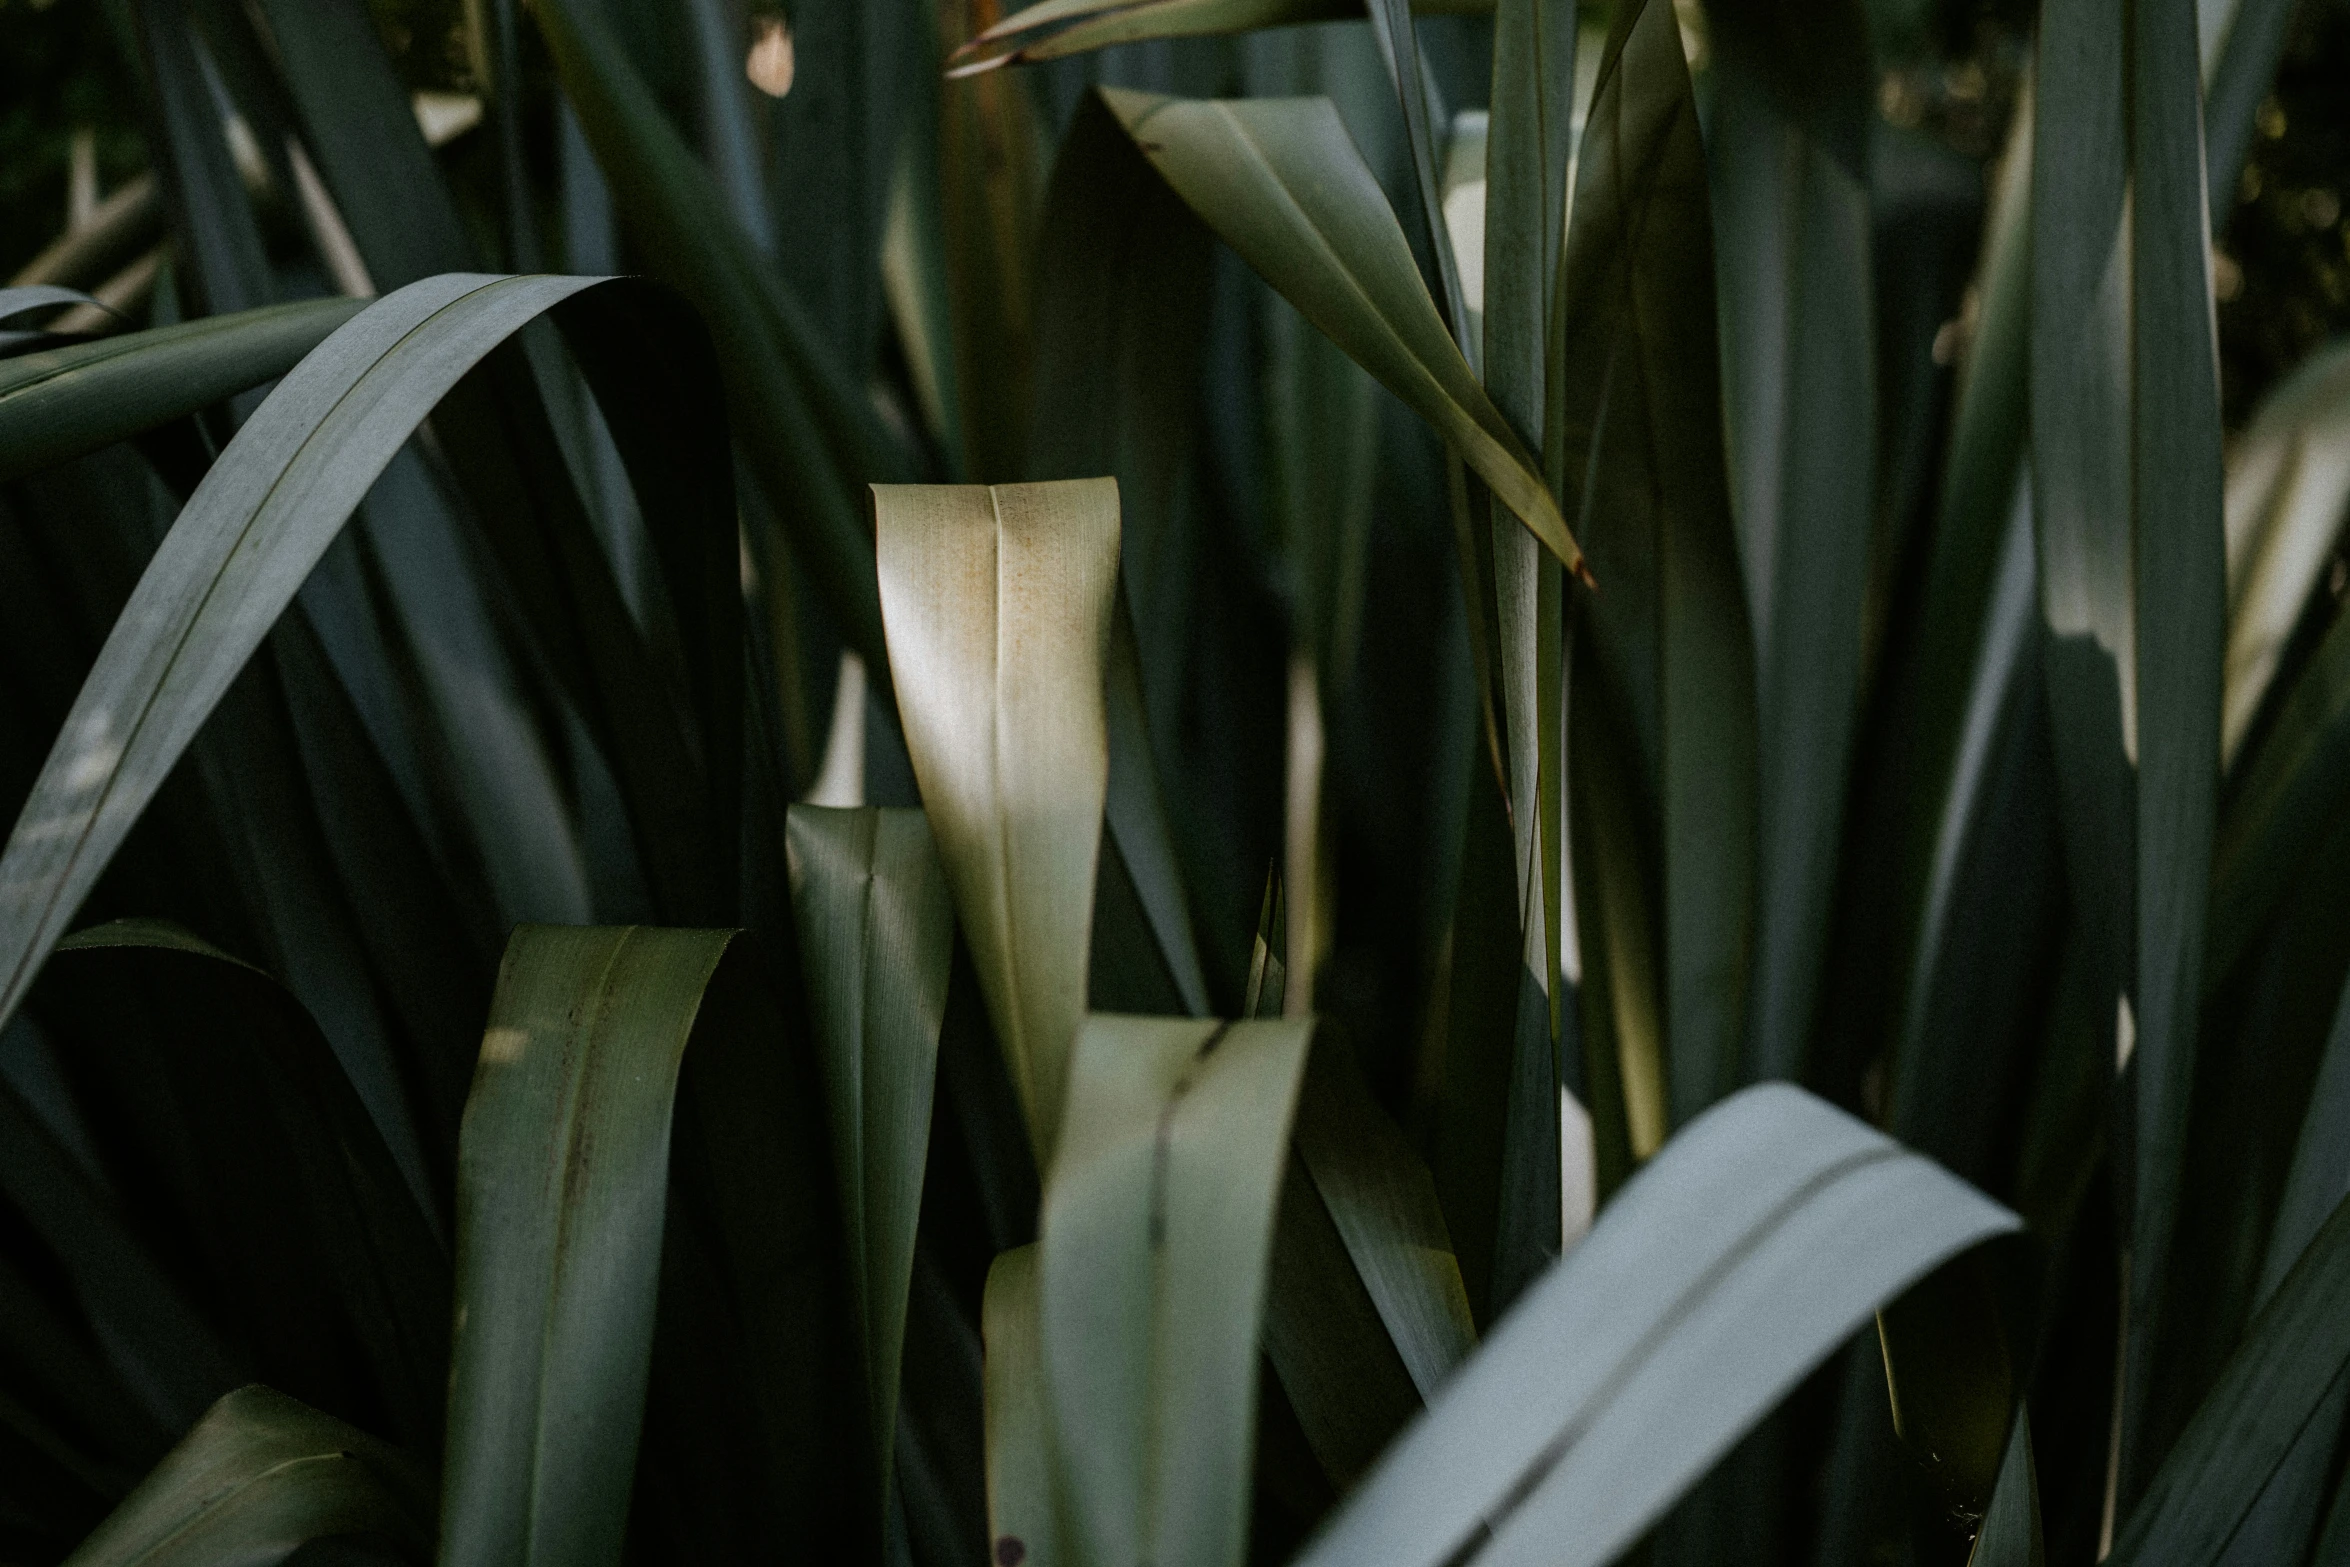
872,479,1121,1169
785,805,955,1503
1029,93,1221,1016
62,1386,433,1567
0,300,363,483
1703,1,1874,1086
983,1244,1064,1567
530,0,906,669
2209,963,2350,1567
443,923,862,1567
1549,0,1756,1129
2220,340,2350,767
1479,0,1574,1304
952,0,1493,70
1294,1084,2018,1567
0,273,740,1035
1965,1406,2045,1567
1040,1015,1314,1567
1100,90,1584,581
1291,1034,1477,1395
241,0,476,289
2107,1188,2350,1567
29,920,451,1453
2032,0,2227,1495
2208,600,2350,989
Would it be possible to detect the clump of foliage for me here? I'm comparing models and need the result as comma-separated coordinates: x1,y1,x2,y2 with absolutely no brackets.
0,1,2348,1567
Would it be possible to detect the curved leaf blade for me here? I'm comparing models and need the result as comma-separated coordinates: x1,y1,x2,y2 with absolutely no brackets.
63,1386,432,1567
956,0,1491,70
1295,1084,2018,1567
873,479,1121,1168
0,299,364,483
0,274,626,1032
1101,90,1584,580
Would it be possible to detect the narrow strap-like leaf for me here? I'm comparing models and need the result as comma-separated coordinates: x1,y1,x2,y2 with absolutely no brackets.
1041,1015,1314,1567
873,479,1120,1169
984,1245,1065,1567
0,284,106,329
1704,1,1875,1086
1550,0,1756,1128
440,925,735,1567
2107,1189,2350,1567
531,0,904,669
2132,0,2229,1493
0,273,733,1034
1100,90,1583,580
0,299,362,482
1966,1405,2045,1567
786,805,955,1504
1296,1084,2017,1567
63,1385,433,1567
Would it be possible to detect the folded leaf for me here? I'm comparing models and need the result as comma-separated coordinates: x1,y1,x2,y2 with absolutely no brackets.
873,479,1121,1168
1295,1084,2018,1567
786,805,955,1501
0,299,362,482
1100,90,1583,580
1041,1015,1314,1567
444,924,866,1565
63,1385,433,1567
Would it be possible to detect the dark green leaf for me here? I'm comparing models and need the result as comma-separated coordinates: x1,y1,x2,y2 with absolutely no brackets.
785,805,955,1503
1966,1405,2044,1567
62,1386,432,1567
0,300,362,483
1550,0,1756,1128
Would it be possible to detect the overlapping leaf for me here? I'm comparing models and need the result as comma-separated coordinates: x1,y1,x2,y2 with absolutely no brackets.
1099,90,1583,580
1293,1085,2016,1567
1041,1015,1314,1567
786,805,955,1499
61,1386,432,1567
873,479,1121,1168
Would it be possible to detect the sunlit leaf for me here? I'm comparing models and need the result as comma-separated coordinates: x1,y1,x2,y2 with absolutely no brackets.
1041,1015,1314,1567
873,479,1121,1167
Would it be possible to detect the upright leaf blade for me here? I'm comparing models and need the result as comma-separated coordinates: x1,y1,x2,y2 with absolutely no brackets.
1040,1016,1314,1567
873,479,1121,1168
984,1244,1064,1567
443,923,838,1567
786,805,955,1500
1967,1406,2046,1567
1550,0,1757,1127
